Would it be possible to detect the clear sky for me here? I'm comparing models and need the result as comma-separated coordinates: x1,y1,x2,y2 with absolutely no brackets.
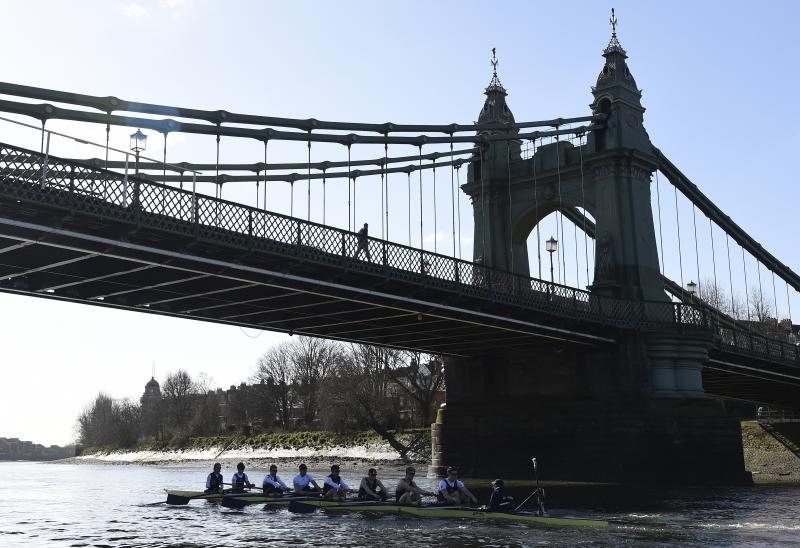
1,1,798,446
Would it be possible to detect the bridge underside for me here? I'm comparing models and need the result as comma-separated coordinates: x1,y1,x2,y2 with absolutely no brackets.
0,202,615,358
0,191,797,411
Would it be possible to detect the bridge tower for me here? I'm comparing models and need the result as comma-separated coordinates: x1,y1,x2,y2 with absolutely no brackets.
432,18,750,485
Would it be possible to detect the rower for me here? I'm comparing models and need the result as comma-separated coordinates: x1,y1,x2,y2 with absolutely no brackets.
205,462,224,493
357,468,388,501
437,467,478,506
293,463,322,494
487,478,514,511
323,464,351,500
395,466,435,505
262,464,289,495
231,462,254,493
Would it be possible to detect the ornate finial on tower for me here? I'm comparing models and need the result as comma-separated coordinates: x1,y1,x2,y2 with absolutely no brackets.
610,8,617,35
486,47,506,95
152,361,155,380
604,8,627,56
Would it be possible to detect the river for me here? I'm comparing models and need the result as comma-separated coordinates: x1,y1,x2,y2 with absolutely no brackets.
1,461,798,547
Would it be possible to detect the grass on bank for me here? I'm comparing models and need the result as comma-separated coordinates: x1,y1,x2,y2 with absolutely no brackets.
81,428,430,458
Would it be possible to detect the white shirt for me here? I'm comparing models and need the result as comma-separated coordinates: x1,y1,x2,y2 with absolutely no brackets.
293,473,316,490
324,475,350,492
262,473,288,490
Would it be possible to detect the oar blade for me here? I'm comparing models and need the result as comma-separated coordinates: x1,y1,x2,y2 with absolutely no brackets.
220,496,250,510
166,493,192,505
288,500,318,514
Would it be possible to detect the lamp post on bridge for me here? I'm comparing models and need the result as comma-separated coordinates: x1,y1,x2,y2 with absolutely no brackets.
130,129,147,176
130,129,147,208
546,236,558,297
687,280,697,298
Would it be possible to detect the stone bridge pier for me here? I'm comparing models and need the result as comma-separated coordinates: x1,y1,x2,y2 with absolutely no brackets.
430,30,750,485
430,335,750,485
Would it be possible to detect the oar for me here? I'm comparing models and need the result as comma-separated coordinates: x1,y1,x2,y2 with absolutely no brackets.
288,499,320,514
166,492,213,505
165,483,238,505
287,498,394,514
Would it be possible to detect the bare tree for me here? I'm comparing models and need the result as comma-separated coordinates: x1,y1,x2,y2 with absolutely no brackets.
76,393,141,448
291,336,339,427
162,370,198,428
253,342,297,430
328,344,425,462
699,279,746,319
749,286,774,322
386,352,445,427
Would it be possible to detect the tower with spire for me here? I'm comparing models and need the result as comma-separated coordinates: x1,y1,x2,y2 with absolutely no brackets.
464,48,523,273
582,9,664,302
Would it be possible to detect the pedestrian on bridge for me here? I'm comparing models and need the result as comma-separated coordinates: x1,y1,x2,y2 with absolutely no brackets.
354,222,372,261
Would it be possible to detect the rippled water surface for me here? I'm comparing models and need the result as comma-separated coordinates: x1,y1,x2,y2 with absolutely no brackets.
1,461,798,547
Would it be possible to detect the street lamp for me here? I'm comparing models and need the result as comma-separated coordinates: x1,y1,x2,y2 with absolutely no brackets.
130,129,147,176
687,280,698,296
546,236,558,288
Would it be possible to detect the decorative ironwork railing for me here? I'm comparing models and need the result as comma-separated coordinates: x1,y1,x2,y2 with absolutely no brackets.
0,141,796,367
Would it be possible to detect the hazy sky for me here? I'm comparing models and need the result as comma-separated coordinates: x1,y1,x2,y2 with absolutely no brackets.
1,1,798,446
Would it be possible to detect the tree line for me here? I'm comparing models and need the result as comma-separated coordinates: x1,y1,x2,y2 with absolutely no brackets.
76,338,444,458
697,279,796,340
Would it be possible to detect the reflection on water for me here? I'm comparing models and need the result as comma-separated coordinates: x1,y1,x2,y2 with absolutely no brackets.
0,461,798,547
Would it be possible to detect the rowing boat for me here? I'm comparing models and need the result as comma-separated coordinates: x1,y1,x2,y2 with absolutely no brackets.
289,499,609,528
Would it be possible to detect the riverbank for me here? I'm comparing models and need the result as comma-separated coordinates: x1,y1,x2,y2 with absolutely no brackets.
742,420,800,484
67,429,429,468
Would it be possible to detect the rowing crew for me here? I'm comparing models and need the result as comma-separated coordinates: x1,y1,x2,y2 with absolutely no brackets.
206,463,505,507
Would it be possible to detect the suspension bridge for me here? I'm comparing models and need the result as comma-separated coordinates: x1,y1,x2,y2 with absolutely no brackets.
0,14,797,483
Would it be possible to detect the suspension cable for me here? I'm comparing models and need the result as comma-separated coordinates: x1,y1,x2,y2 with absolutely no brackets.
654,170,666,276
450,138,456,258
756,260,764,321
384,140,389,241
725,232,737,321
742,246,751,323
263,140,268,211
570,135,579,287
532,138,541,279
554,134,565,284
692,204,701,297
771,270,779,323
455,163,462,259
215,127,221,199
709,218,720,324
578,132,589,285
307,132,312,221
673,184,685,293
432,157,438,254
103,121,109,170
407,169,412,246
725,234,736,319
380,169,385,240
347,144,352,231
786,281,793,325
322,169,327,225
418,146,424,250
